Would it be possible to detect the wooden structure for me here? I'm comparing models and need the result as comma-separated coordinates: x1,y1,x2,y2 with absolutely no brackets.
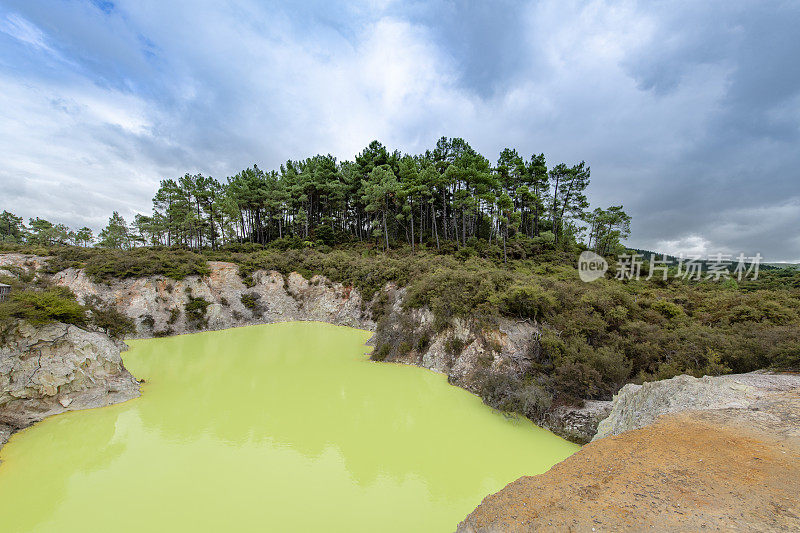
0,283,10,303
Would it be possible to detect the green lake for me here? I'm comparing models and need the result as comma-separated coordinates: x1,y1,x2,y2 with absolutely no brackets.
0,322,578,532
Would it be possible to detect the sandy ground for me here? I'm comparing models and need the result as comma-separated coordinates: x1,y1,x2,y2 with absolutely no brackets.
457,389,800,532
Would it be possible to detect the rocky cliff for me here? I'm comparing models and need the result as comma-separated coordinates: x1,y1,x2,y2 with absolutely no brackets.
594,371,800,441
0,320,140,456
50,261,374,335
0,253,604,443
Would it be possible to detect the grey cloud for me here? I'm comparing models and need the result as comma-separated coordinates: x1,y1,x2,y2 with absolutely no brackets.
0,1,799,261
622,1,800,142
397,0,535,97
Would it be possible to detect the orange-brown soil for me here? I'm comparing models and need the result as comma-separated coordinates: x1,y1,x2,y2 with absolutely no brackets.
458,391,800,532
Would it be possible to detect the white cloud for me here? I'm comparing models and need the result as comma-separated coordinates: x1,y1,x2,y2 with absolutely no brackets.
655,235,713,258
0,0,798,261
0,13,53,52
0,74,167,228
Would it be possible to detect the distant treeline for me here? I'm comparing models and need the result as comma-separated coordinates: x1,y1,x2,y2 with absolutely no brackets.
1,137,631,260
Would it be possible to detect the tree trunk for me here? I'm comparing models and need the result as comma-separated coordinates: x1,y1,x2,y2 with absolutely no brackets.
410,198,415,252
503,224,508,264
431,203,440,250
382,209,389,251
420,201,424,246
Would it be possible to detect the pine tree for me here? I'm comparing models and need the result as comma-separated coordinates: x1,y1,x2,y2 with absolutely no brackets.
98,212,130,249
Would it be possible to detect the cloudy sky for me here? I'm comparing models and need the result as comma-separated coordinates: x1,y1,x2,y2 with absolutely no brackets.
1,0,798,260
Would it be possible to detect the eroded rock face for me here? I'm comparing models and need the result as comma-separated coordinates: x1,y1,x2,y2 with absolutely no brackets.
593,372,800,441
48,262,375,337
373,286,539,389
369,290,607,441
0,253,49,274
0,321,140,432
545,400,612,444
0,423,10,448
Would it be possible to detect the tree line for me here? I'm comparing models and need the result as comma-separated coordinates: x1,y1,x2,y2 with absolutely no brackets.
1,137,631,260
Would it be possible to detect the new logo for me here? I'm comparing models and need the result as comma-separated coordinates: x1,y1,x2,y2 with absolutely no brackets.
578,251,608,282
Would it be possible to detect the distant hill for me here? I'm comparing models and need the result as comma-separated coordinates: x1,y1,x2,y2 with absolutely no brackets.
626,248,794,271
764,263,800,271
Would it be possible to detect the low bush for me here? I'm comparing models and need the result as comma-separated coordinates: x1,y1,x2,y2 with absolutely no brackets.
477,371,553,420
495,284,556,320
445,336,466,355
84,295,135,338
0,287,86,327
404,267,510,330
167,308,180,325
240,292,260,310
372,343,391,361
652,299,685,319
240,292,267,316
184,296,210,325
44,247,209,282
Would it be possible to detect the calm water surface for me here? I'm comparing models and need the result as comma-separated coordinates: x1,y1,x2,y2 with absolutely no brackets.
0,322,578,532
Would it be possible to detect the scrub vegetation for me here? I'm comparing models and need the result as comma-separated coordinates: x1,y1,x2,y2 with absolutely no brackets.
1,242,798,412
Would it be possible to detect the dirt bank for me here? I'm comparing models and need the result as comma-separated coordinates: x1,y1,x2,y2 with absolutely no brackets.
457,374,800,532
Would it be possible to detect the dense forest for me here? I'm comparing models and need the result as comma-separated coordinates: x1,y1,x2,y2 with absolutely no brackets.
0,137,631,260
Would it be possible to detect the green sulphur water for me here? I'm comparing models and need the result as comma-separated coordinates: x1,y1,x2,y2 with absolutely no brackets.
0,322,578,532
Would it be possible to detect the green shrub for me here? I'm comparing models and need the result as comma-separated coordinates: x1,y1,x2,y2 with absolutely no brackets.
551,361,602,404
184,296,210,324
652,299,685,319
167,308,180,325
47,248,210,282
445,336,466,355
604,305,629,328
84,296,135,338
477,371,553,420
240,293,260,310
0,287,86,327
416,333,431,352
371,343,391,362
404,268,510,330
758,300,796,325
496,284,556,320
728,304,761,323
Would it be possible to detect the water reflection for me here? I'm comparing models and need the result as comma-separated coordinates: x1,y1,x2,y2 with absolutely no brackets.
0,322,578,532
